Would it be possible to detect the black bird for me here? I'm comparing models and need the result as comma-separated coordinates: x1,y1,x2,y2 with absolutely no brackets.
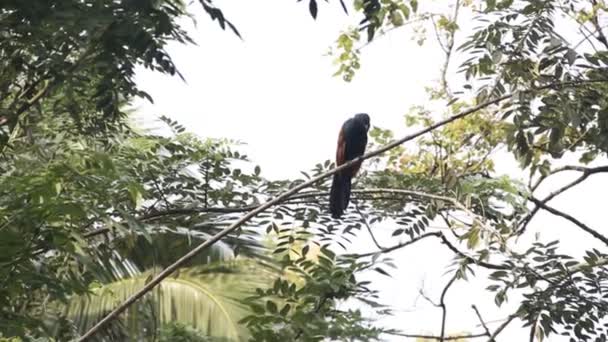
329,113,370,218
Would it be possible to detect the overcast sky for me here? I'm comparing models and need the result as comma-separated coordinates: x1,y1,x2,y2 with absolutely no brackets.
133,1,607,340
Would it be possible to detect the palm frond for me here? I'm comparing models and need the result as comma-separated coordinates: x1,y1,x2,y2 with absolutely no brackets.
61,259,277,341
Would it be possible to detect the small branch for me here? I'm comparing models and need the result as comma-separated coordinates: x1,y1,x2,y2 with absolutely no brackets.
355,202,385,250
353,230,507,270
352,232,441,257
589,0,608,49
530,165,608,192
528,196,608,247
437,232,506,270
520,165,608,235
386,331,488,340
439,273,458,342
357,13,439,50
472,305,493,340
418,287,440,307
149,173,170,209
487,314,517,342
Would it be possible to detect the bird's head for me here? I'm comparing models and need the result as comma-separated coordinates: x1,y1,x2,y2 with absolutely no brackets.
354,113,370,131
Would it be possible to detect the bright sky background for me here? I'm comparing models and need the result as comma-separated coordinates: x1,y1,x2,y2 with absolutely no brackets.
134,1,607,341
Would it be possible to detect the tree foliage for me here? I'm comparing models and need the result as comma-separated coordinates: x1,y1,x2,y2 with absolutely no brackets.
4,0,608,342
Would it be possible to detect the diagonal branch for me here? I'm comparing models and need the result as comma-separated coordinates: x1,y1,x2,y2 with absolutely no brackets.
520,165,608,234
472,305,493,340
77,79,607,340
354,202,386,250
530,165,608,192
528,196,608,247
487,314,517,342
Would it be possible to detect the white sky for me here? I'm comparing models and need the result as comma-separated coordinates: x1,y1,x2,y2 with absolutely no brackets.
134,1,607,341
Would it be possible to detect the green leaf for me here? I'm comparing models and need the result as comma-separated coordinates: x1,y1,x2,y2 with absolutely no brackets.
266,300,278,314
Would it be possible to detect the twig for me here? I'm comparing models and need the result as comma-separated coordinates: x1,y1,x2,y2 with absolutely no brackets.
530,165,608,192
590,0,608,49
352,232,441,258
351,230,507,270
357,13,439,50
439,273,458,342
418,286,440,307
520,165,608,234
528,196,608,247
386,331,487,340
472,305,493,340
487,314,517,342
77,79,606,340
354,202,385,250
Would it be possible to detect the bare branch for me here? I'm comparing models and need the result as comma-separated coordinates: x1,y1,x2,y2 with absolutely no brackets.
437,232,507,270
355,202,386,250
439,273,458,342
472,305,493,340
530,165,608,192
589,0,608,49
528,196,608,247
520,165,608,235
387,331,488,340
353,231,442,257
487,314,517,342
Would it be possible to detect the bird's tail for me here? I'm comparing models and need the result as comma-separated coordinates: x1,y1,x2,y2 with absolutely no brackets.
329,172,352,218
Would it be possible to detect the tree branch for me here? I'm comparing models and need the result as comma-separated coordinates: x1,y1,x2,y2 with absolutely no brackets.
520,165,608,235
472,305,493,340
77,80,605,340
487,314,517,342
386,331,488,340
355,202,386,250
528,196,608,247
530,165,608,192
440,273,458,342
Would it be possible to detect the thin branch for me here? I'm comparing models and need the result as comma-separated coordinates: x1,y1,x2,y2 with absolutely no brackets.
487,314,517,342
530,165,608,192
387,331,488,340
520,165,608,234
528,196,608,247
357,13,439,50
439,0,461,98
355,202,385,250
418,286,440,307
77,79,605,340
431,15,449,54
440,273,458,342
353,231,442,258
472,305,493,340
350,229,507,270
438,233,507,270
149,172,170,209
589,0,608,49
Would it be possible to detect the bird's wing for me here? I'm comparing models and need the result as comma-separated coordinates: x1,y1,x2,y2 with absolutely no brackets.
336,125,347,166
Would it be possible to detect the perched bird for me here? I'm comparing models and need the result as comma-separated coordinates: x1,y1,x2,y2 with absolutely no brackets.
329,113,370,218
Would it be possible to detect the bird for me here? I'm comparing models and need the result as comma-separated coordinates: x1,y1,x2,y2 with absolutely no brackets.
329,113,370,218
